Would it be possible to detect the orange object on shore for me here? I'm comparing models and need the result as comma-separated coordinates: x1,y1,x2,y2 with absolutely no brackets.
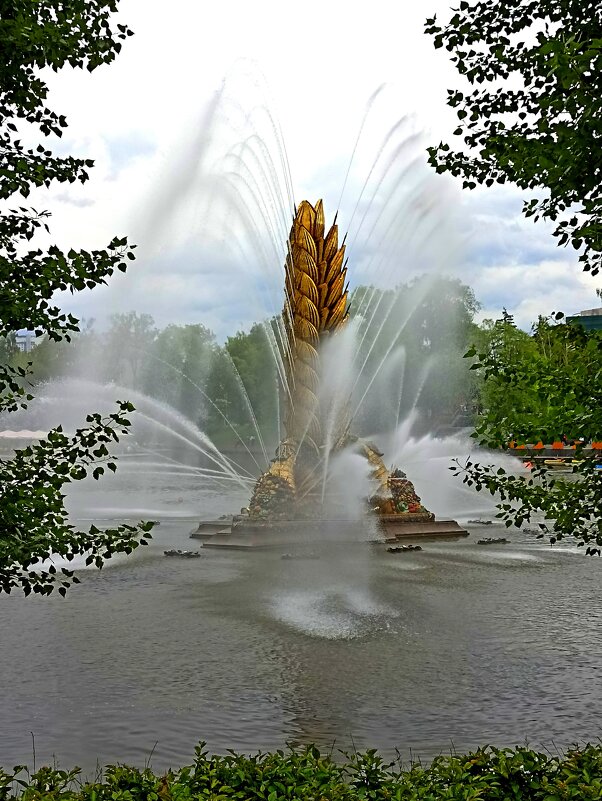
510,440,602,450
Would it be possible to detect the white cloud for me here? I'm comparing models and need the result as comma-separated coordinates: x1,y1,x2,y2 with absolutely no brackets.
22,0,600,338
475,260,600,329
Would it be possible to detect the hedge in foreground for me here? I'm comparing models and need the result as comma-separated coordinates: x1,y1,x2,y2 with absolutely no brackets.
2,743,602,800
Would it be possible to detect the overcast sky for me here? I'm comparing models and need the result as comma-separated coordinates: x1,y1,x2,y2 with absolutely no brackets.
39,0,600,339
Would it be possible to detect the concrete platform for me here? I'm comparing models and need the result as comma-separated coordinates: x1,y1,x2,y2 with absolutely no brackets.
380,516,469,539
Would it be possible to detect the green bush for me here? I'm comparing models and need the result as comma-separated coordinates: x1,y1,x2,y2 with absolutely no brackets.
1,743,601,801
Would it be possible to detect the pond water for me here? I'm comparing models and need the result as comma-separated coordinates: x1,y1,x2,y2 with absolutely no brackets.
1,465,601,775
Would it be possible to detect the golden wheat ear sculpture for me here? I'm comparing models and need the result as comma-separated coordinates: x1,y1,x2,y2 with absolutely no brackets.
283,199,349,446
247,199,427,523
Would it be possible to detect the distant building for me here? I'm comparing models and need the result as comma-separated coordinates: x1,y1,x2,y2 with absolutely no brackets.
15,330,36,352
566,307,602,332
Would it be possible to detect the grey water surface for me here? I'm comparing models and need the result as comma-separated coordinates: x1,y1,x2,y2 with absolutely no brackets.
1,468,601,775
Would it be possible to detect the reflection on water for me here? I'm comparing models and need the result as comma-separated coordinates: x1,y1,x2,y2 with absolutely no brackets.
1,470,601,775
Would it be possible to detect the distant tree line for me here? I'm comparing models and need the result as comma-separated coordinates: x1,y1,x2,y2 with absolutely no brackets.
1,276,485,447
4,278,600,463
2,310,280,447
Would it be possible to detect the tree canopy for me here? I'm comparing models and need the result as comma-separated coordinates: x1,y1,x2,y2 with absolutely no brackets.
0,1,152,595
460,314,602,553
426,0,602,275
426,1,602,552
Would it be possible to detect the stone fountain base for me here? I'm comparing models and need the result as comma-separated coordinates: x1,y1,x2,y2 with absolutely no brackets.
191,513,468,549
192,455,468,549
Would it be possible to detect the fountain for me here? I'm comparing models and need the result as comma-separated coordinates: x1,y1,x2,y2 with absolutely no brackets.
195,200,468,547
0,85,479,548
